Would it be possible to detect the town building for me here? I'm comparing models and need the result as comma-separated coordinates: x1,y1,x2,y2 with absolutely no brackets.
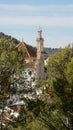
16,40,36,68
16,29,48,81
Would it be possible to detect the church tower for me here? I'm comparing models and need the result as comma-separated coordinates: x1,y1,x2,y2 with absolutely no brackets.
35,29,45,81
36,29,44,59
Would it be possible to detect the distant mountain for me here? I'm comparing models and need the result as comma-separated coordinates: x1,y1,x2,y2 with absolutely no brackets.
0,32,19,45
44,47,59,58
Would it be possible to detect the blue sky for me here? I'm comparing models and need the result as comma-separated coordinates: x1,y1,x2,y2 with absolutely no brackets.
0,0,73,48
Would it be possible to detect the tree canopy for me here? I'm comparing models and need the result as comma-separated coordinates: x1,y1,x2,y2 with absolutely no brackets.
47,45,73,129
0,37,25,94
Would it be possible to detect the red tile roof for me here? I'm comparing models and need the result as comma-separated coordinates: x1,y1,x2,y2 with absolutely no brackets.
25,43,36,57
16,42,36,58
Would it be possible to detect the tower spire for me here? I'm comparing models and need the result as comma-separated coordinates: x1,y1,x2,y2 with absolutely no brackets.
36,29,44,59
37,29,42,38
35,29,45,80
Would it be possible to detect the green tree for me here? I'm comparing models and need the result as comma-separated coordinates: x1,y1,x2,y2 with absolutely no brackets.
47,45,73,130
0,37,25,93
0,37,25,129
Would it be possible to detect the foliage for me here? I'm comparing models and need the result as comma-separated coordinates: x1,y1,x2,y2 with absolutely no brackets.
27,89,68,130
47,45,73,129
0,37,25,94
0,37,25,129
24,45,73,130
1,37,73,130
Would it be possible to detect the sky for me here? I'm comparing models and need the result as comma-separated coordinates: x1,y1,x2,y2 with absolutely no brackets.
0,0,73,48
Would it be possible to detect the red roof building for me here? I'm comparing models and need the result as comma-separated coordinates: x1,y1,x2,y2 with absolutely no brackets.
16,41,36,68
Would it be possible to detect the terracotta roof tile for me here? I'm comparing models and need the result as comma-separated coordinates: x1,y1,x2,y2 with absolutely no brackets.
16,42,37,58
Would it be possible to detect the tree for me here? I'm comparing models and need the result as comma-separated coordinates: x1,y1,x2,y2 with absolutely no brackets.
0,37,25,93
47,45,73,130
0,37,25,129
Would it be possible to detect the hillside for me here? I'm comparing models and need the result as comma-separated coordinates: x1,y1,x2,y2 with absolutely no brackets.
0,32,59,56
0,32,19,45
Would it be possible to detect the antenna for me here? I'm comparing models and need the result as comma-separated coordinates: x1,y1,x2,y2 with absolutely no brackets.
22,37,24,42
38,26,42,31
